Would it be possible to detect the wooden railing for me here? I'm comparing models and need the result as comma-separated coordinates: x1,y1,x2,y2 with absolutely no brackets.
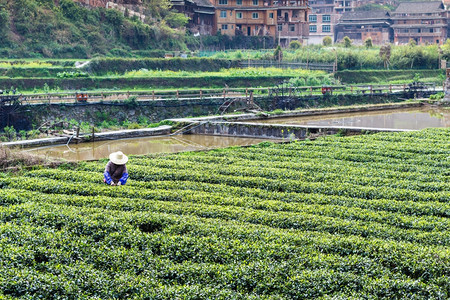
240,60,335,72
20,83,439,105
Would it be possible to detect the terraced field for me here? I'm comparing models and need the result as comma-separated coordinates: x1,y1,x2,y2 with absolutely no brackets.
0,129,449,299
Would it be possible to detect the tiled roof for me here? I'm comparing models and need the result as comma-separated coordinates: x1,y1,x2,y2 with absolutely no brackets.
341,10,390,21
190,0,214,7
393,1,444,14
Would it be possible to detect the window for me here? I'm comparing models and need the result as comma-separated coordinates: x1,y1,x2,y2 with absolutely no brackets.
253,0,258,5
322,15,330,22
236,0,242,4
289,24,295,32
252,12,259,19
309,15,317,22
309,25,317,32
278,24,283,31
221,24,228,30
322,25,331,32
269,13,274,19
219,0,228,4
237,12,243,19
220,10,227,18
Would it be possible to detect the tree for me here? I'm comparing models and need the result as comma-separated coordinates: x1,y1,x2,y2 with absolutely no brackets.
273,45,283,62
343,36,352,48
440,39,450,61
379,44,391,69
364,37,373,48
164,11,189,28
322,36,332,46
0,5,8,37
143,0,172,19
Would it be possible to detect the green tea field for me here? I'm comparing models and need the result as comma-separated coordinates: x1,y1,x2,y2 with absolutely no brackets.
0,129,449,299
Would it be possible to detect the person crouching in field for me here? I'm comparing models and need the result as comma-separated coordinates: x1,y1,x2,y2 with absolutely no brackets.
104,151,129,186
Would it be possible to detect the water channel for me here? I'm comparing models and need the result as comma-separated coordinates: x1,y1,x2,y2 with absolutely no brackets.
258,107,449,130
27,135,270,162
27,106,449,161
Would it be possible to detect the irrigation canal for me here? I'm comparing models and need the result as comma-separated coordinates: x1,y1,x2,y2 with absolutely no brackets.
24,105,449,162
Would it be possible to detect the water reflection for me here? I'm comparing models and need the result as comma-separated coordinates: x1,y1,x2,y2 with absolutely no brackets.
259,107,449,130
27,135,271,162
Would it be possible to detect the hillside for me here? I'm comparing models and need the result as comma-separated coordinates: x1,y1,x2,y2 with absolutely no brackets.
0,128,449,298
0,0,188,58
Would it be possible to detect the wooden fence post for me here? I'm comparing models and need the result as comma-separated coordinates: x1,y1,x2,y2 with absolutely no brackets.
152,91,155,100
200,90,203,99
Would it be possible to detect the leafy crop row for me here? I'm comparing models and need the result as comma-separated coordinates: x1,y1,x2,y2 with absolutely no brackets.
0,128,448,298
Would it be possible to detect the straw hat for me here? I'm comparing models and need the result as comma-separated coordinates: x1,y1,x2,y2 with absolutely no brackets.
109,151,128,165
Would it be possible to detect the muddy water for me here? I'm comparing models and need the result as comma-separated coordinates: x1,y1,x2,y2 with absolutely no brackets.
27,135,271,162
259,107,450,130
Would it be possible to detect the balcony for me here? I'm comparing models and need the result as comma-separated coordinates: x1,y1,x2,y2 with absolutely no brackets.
272,0,307,8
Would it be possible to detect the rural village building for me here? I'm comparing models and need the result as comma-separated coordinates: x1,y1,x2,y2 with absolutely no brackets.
333,0,362,14
206,0,309,46
171,0,215,35
335,10,392,45
74,0,450,47
308,0,365,45
308,0,338,44
391,1,448,45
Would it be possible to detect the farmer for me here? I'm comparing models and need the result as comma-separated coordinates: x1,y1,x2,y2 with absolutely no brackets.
104,151,129,186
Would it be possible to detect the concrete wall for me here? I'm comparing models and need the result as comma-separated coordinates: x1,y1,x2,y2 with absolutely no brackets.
189,121,406,139
13,93,408,130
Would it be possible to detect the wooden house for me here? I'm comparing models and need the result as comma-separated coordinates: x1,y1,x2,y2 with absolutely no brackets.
391,1,448,45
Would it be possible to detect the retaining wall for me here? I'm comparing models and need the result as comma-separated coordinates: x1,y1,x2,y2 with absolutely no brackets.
189,122,408,140
17,94,409,130
3,126,172,148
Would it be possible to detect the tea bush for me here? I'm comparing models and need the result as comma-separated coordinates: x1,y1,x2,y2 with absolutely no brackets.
0,128,449,298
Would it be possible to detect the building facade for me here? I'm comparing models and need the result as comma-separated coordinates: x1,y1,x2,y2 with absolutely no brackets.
333,0,362,14
209,0,309,46
308,0,338,44
335,10,392,45
391,1,448,45
308,0,365,44
171,0,215,35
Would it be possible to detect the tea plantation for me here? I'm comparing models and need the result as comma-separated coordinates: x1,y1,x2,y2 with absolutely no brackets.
0,129,449,299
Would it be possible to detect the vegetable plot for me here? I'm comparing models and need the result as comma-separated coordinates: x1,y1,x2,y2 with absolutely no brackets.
0,128,449,299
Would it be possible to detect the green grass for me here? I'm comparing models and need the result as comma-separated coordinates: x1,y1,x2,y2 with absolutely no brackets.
0,128,449,298
121,67,327,78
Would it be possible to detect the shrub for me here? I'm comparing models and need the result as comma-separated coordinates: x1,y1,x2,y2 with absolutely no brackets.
273,45,283,61
343,36,352,48
289,40,302,50
364,37,373,48
323,36,332,46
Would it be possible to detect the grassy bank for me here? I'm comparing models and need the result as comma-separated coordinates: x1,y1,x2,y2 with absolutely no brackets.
0,147,57,171
1,68,332,92
336,69,445,84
